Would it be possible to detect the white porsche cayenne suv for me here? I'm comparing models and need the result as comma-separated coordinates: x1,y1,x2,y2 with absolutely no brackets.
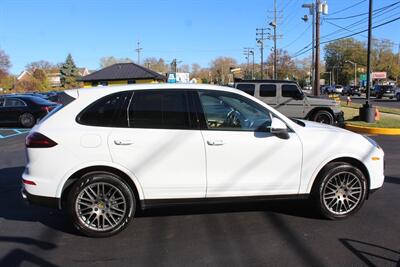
22,84,384,237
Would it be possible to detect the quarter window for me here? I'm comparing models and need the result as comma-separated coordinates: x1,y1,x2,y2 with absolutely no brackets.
236,84,255,96
282,84,300,98
128,91,191,129
199,91,271,131
77,91,131,127
0,98,4,107
260,84,276,97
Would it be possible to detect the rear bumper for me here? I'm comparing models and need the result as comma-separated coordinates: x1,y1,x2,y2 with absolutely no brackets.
21,188,59,209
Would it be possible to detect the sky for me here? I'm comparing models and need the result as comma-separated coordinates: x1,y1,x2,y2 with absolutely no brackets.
1,0,399,74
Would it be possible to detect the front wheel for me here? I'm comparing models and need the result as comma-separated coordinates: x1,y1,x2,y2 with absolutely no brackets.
66,172,135,237
312,110,334,125
313,163,367,220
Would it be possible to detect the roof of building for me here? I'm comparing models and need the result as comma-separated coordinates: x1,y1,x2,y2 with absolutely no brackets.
79,63,166,82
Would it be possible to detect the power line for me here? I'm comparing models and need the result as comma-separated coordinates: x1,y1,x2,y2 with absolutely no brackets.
292,15,400,58
327,0,366,16
282,24,312,49
325,1,400,20
321,2,400,40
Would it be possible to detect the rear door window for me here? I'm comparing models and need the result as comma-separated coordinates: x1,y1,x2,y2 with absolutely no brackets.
128,90,191,129
5,98,26,107
260,84,276,97
236,84,255,96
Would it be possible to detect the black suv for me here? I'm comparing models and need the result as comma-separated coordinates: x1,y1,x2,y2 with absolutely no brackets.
341,86,361,96
372,85,396,99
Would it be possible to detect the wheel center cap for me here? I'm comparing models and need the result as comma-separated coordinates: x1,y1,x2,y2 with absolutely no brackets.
98,202,105,209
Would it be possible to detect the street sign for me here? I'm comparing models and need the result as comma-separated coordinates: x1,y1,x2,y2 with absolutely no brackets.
372,72,387,79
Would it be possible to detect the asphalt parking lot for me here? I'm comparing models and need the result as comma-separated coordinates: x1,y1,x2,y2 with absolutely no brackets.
0,133,399,266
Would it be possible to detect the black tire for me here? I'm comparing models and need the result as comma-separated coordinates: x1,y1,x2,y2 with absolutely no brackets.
66,172,135,237
312,162,367,220
19,113,36,128
312,110,334,125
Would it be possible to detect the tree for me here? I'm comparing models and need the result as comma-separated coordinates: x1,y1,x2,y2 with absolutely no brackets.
142,57,169,73
191,63,201,77
209,57,237,84
100,56,133,68
179,64,190,73
25,60,54,72
324,38,367,85
0,49,11,78
60,54,79,89
267,49,296,80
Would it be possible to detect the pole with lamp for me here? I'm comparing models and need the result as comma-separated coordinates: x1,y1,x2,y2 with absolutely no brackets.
345,60,357,87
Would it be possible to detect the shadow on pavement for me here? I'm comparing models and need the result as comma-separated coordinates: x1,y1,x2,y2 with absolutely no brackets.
141,199,322,220
0,237,58,266
385,176,400,185
0,166,75,235
339,238,400,266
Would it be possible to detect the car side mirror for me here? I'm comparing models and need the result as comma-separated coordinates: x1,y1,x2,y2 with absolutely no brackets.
270,118,290,139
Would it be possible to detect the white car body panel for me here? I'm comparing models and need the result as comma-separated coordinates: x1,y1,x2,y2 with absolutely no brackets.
22,84,384,206
202,130,302,197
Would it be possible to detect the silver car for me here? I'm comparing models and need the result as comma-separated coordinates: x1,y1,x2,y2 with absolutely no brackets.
234,80,344,125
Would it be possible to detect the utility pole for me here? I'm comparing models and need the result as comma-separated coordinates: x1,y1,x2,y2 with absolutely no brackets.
268,0,282,79
256,28,268,79
243,48,254,79
250,50,255,79
302,4,315,92
135,41,143,65
314,0,321,96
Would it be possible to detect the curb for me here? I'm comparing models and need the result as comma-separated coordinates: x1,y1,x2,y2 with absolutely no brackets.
345,123,400,135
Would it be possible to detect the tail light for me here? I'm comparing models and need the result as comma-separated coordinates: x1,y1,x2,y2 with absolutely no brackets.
26,132,57,148
41,106,56,113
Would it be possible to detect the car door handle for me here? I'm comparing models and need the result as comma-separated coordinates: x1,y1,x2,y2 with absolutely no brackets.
207,140,224,146
114,140,133,145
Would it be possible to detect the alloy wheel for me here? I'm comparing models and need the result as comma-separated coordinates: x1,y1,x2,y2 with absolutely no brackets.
322,171,362,215
75,182,127,231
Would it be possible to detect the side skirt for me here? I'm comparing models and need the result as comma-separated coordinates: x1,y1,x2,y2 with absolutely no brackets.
140,194,309,210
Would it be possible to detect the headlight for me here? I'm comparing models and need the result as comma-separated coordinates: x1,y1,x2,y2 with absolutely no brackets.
363,135,381,149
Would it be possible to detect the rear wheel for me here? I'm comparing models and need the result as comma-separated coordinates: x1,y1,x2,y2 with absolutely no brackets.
19,113,35,128
313,163,367,220
66,172,135,237
312,110,334,125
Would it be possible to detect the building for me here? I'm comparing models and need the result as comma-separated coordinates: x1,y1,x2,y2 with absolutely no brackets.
79,63,166,88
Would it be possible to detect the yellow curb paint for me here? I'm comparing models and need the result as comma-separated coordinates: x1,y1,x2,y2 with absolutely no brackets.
345,123,400,135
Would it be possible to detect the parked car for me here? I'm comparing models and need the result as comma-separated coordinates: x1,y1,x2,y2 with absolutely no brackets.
371,85,396,99
234,79,343,126
0,95,58,127
396,88,400,101
342,86,361,96
22,84,384,237
325,85,344,94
